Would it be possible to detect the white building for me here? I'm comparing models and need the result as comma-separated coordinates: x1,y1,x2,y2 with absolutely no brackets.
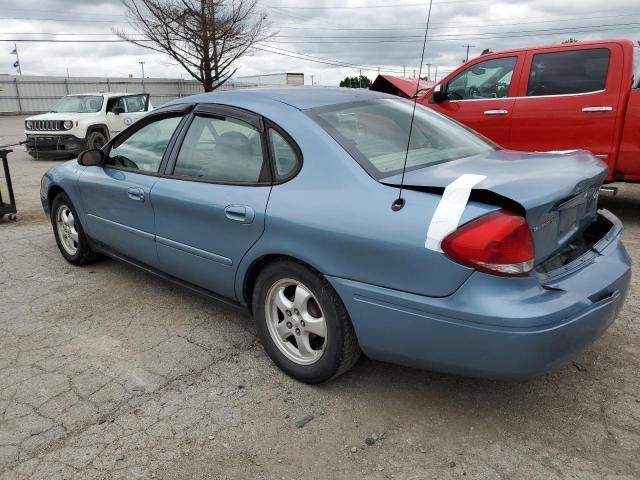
236,72,304,86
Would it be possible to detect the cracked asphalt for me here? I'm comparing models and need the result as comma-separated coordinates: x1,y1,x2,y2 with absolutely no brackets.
1,115,639,480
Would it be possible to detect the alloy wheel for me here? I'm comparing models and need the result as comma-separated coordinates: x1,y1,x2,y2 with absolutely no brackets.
265,278,327,365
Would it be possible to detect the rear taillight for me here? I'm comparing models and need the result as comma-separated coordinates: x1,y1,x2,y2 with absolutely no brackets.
441,209,534,276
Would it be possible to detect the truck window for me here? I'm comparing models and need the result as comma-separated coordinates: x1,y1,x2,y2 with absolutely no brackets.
633,46,640,89
446,57,516,100
527,48,610,96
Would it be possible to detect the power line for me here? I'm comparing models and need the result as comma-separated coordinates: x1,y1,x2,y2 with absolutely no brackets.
268,22,640,40
273,12,640,31
6,20,639,41
265,0,495,9
266,24,640,44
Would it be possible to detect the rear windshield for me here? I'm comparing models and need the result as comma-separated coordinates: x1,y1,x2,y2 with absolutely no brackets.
307,98,497,179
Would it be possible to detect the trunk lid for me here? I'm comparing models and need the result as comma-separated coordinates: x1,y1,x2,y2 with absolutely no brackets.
381,149,607,264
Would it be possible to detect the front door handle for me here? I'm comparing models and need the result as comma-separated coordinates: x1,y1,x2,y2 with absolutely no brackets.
484,109,509,115
582,106,613,112
127,187,145,202
224,204,255,224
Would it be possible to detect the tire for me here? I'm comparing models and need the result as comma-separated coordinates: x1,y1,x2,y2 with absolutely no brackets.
50,193,99,266
86,130,107,150
252,259,361,384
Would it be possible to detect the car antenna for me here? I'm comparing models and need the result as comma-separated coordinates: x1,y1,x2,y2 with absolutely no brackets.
392,0,434,212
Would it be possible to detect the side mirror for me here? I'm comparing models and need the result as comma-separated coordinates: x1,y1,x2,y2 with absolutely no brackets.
111,106,125,116
78,149,104,167
431,84,447,103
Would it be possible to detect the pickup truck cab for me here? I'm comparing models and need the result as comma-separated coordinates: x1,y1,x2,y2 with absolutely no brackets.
422,39,640,183
25,92,152,159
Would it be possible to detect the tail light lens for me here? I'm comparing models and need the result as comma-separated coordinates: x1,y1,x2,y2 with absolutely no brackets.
441,209,534,276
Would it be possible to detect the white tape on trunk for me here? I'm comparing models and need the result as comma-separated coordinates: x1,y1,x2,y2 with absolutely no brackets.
425,173,487,252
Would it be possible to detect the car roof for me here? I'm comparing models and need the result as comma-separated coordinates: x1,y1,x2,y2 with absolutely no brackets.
471,38,635,59
169,86,398,110
65,92,141,97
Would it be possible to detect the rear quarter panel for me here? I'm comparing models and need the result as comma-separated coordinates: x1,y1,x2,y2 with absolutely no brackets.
234,105,496,301
616,88,640,180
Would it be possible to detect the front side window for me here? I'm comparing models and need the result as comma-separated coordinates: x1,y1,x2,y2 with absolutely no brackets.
50,95,103,113
173,115,266,183
447,57,517,100
105,115,182,172
527,48,610,96
309,99,497,179
123,94,147,113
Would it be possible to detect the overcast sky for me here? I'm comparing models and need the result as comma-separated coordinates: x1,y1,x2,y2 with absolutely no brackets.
1,0,639,86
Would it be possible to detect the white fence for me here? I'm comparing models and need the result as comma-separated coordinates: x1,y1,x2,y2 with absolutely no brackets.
0,75,258,114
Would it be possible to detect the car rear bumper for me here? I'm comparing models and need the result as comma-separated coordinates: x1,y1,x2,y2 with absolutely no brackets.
25,134,85,157
326,209,631,379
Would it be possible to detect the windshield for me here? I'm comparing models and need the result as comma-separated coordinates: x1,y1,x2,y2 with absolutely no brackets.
634,46,640,89
50,95,104,113
308,98,497,179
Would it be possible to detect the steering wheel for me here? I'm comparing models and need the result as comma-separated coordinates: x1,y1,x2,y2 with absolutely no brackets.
112,155,139,170
468,86,481,98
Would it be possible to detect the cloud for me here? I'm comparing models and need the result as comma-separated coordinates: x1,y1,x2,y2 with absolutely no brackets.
1,0,638,86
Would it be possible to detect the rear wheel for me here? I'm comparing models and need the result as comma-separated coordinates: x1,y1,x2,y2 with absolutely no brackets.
51,193,99,265
86,130,107,150
253,259,361,383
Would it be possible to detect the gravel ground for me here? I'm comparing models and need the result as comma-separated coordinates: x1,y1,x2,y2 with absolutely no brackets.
0,115,639,480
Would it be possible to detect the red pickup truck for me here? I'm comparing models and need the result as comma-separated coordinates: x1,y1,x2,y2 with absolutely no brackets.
421,39,640,183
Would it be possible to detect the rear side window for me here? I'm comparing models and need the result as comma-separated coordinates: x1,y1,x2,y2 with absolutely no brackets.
173,115,267,183
269,129,299,180
633,46,640,89
527,48,610,96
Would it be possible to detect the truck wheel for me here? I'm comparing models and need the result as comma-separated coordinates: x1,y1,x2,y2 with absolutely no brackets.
86,130,107,150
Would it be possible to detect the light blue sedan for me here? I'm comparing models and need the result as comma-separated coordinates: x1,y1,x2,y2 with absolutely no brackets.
40,88,631,383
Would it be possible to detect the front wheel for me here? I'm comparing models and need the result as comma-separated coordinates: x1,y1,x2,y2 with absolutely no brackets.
51,193,99,265
86,130,107,150
253,259,361,384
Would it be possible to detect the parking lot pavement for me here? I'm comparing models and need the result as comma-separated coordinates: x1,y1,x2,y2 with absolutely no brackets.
0,113,638,480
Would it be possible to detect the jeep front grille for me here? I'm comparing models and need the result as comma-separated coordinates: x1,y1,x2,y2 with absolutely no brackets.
31,120,64,131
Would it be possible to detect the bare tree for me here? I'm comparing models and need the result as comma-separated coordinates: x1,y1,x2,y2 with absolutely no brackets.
116,0,273,91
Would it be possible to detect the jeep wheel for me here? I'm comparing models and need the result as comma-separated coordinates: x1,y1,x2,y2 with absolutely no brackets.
86,130,107,150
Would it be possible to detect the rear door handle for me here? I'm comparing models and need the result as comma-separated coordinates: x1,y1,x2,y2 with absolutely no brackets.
127,187,145,202
484,109,509,115
224,204,255,224
582,106,613,112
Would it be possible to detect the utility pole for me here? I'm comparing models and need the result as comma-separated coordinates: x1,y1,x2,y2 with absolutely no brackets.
310,74,315,86
358,69,362,88
403,65,406,78
139,61,146,78
433,65,438,83
425,63,432,81
463,44,476,63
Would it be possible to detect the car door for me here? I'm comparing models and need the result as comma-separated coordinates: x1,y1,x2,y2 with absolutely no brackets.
510,44,623,163
426,54,523,145
151,104,272,300
78,106,189,267
122,94,151,127
105,96,128,135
